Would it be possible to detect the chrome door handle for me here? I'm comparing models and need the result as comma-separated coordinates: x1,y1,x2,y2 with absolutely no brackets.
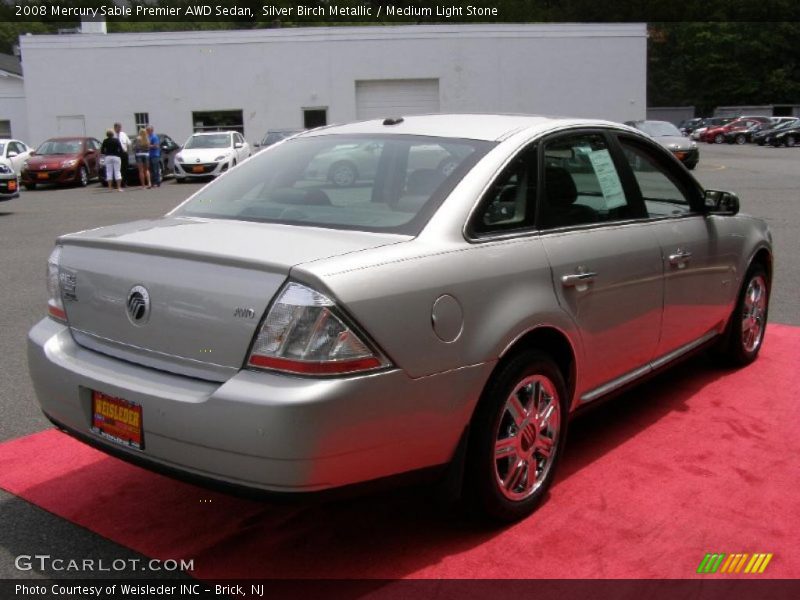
561,271,598,287
668,250,693,265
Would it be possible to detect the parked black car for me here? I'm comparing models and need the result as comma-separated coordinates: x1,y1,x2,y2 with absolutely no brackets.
678,118,704,136
753,119,800,146
768,121,800,147
98,134,181,185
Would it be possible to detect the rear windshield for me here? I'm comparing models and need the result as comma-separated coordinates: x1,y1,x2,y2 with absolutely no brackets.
173,134,494,235
636,121,681,137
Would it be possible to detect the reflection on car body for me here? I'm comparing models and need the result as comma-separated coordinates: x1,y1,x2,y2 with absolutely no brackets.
29,114,772,523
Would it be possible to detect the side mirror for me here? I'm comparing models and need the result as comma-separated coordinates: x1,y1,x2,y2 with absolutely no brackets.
234,142,243,149
704,189,740,215
254,142,261,148
7,151,17,158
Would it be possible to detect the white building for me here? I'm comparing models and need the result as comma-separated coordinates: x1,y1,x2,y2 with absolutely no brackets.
19,23,646,146
0,53,28,142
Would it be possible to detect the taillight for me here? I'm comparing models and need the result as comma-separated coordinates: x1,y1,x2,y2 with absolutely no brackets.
46,246,66,322
247,282,389,376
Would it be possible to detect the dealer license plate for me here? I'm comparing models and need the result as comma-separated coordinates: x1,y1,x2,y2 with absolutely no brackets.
36,172,49,180
91,391,144,450
192,166,204,173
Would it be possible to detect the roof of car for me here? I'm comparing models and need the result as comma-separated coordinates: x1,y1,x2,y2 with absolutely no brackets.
190,131,237,136
301,114,628,142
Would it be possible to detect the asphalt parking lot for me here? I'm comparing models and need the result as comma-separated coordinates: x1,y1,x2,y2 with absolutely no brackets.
0,143,798,579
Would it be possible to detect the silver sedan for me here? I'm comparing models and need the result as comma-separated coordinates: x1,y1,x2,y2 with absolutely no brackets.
28,115,772,522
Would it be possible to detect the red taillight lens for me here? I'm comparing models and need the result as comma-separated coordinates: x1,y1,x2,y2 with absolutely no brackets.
46,246,66,323
247,282,388,376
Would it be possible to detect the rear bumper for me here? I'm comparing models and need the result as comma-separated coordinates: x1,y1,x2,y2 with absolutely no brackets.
27,317,490,492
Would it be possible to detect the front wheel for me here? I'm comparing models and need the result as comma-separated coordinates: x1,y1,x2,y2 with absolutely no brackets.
464,350,568,522
717,264,769,366
786,135,796,147
714,134,725,144
735,134,747,145
77,166,88,187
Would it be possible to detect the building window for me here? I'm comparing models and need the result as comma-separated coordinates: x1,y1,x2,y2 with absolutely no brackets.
192,110,244,135
0,120,11,138
303,108,327,129
134,113,149,131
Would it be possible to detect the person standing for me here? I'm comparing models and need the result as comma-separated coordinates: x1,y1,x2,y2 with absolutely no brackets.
113,122,130,186
100,129,124,192
147,125,161,187
134,128,151,188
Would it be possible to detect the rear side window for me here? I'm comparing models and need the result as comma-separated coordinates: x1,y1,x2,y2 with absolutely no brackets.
470,146,537,236
174,135,493,235
539,133,646,229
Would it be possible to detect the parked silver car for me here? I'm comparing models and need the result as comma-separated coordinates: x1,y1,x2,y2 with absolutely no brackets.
28,115,772,522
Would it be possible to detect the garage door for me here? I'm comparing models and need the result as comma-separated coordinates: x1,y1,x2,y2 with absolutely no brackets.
355,79,440,120
57,115,86,136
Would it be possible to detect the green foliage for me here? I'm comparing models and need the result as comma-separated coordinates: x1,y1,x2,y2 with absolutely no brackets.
648,22,800,114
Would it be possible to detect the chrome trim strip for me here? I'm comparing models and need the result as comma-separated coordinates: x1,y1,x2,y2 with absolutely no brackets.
580,330,719,404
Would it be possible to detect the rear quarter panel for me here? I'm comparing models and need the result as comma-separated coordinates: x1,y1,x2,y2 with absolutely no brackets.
294,236,580,382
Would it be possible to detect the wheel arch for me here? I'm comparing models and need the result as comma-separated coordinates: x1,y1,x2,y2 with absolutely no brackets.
494,325,578,409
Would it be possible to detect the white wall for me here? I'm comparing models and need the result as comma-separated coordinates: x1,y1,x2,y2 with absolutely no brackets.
20,24,646,146
0,72,28,143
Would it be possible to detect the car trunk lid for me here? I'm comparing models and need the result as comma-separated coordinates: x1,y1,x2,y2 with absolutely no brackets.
58,217,407,381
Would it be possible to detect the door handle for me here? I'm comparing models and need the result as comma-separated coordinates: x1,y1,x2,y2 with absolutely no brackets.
668,250,693,266
561,270,598,287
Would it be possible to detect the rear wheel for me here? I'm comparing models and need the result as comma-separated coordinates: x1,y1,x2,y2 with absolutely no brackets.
328,161,357,187
735,134,747,145
464,350,568,522
24,183,36,191
717,264,769,366
786,135,797,147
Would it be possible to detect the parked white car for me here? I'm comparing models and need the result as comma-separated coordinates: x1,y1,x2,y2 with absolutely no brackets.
174,131,251,181
0,138,31,175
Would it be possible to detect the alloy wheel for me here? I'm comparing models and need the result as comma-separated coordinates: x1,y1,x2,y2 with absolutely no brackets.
741,274,767,353
493,374,561,501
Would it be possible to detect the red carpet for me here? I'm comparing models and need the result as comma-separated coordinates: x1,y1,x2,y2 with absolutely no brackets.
2,324,799,579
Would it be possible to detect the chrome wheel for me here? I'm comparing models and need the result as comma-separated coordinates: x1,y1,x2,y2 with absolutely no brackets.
494,374,561,501
741,274,767,353
79,167,88,186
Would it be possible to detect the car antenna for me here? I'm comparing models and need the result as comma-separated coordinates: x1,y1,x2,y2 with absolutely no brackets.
383,117,404,126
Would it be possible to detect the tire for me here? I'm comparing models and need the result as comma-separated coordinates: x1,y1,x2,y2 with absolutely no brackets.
328,161,357,187
464,349,568,522
735,134,747,145
714,134,725,144
786,135,796,147
77,166,89,187
717,264,769,367
24,183,36,191
687,163,697,170
175,177,186,184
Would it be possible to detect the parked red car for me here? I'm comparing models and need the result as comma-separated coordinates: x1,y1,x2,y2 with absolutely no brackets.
701,117,771,144
21,137,101,190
